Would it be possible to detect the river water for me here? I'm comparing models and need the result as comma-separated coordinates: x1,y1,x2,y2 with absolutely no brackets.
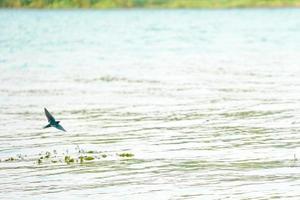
1,9,300,199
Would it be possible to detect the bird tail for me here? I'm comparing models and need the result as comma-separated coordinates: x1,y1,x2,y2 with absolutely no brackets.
43,124,51,129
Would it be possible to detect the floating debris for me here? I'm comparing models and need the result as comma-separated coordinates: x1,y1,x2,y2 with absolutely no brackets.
64,156,74,164
84,156,94,161
118,153,134,158
79,156,84,164
45,152,51,159
5,157,15,162
0,149,135,165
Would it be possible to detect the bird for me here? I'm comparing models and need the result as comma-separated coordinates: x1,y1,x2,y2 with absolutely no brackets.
43,108,66,132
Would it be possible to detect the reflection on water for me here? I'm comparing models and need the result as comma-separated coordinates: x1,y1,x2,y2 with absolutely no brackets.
1,9,300,199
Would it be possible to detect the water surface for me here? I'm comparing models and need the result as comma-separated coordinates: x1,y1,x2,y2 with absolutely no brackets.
1,9,300,199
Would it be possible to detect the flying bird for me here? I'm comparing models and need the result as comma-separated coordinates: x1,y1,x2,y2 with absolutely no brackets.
43,108,66,132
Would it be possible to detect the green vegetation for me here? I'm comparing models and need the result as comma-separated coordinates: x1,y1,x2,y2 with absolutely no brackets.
118,152,134,158
64,155,75,164
1,149,134,165
0,0,300,8
83,156,95,161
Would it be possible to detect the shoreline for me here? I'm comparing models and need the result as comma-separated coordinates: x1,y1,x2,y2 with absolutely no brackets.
1,0,300,9
1,6,300,10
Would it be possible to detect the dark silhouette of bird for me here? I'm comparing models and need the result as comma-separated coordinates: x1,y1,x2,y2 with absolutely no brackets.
43,108,66,132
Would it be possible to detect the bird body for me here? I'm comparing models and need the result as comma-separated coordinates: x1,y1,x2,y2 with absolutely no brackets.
43,108,66,132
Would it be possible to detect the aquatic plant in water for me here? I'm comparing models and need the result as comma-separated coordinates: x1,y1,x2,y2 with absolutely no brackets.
1,149,134,165
118,153,134,158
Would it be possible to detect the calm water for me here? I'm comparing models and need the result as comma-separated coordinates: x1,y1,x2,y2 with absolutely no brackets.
1,9,300,199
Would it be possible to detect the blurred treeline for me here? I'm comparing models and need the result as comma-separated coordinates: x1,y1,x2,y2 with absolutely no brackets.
0,0,300,8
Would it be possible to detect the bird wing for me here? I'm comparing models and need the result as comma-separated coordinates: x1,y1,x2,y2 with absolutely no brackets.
44,108,56,123
55,123,66,132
